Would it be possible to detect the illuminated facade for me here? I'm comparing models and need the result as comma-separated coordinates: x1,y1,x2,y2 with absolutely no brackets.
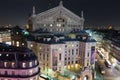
28,1,84,33
0,43,39,80
11,26,28,47
27,32,96,80
0,28,11,45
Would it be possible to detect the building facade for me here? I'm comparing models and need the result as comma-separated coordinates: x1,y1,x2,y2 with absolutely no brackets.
28,1,84,34
27,33,96,80
0,43,39,80
27,1,96,80
11,26,28,48
0,28,11,45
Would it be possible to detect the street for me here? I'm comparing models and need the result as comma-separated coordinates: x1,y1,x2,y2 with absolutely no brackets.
96,50,120,80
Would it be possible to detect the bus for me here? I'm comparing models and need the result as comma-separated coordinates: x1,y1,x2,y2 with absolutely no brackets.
97,50,105,59
104,59,112,68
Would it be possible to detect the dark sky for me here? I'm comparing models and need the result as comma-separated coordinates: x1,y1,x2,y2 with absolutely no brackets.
0,0,120,27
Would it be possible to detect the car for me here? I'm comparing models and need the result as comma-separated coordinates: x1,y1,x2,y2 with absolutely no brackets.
99,66,105,75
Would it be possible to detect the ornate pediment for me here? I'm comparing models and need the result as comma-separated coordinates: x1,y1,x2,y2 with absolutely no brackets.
30,1,84,33
35,2,84,23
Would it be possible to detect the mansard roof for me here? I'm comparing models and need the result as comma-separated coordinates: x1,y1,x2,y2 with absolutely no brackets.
35,1,83,22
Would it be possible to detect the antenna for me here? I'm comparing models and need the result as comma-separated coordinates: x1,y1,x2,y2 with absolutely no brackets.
81,11,84,18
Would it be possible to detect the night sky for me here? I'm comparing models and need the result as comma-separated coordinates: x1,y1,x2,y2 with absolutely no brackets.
0,0,120,27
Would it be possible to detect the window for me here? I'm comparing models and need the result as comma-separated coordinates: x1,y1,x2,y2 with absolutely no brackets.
47,54,49,61
57,24,62,27
65,45,67,48
43,54,45,60
30,44,33,47
59,29,61,32
72,61,73,64
39,47,42,50
4,62,7,67
22,43,24,46
76,61,78,64
12,62,15,68
87,62,89,66
64,62,66,65
68,57,70,60
68,62,70,64
87,52,89,57
12,41,14,45
35,60,37,65
22,62,26,68
62,29,64,31
5,71,7,75
16,32,19,34
16,41,19,47
44,24,46,27
72,49,74,55
50,24,53,27
59,54,61,60
65,58,67,60
29,70,33,75
12,71,15,75
57,18,64,22
29,62,32,67
50,29,53,32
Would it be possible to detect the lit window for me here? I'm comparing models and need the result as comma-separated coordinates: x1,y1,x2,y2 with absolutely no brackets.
12,41,14,45
30,44,33,47
44,24,46,27
16,32,19,34
29,62,32,67
4,62,7,67
16,41,19,47
22,62,26,68
0,54,1,56
6,54,9,56
35,60,37,65
26,25,29,29
30,78,33,80
22,43,24,46
29,70,33,75
59,48,62,51
59,29,61,32
72,44,74,47
50,24,53,27
12,62,15,68
57,24,61,27
24,54,26,57
39,47,42,50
